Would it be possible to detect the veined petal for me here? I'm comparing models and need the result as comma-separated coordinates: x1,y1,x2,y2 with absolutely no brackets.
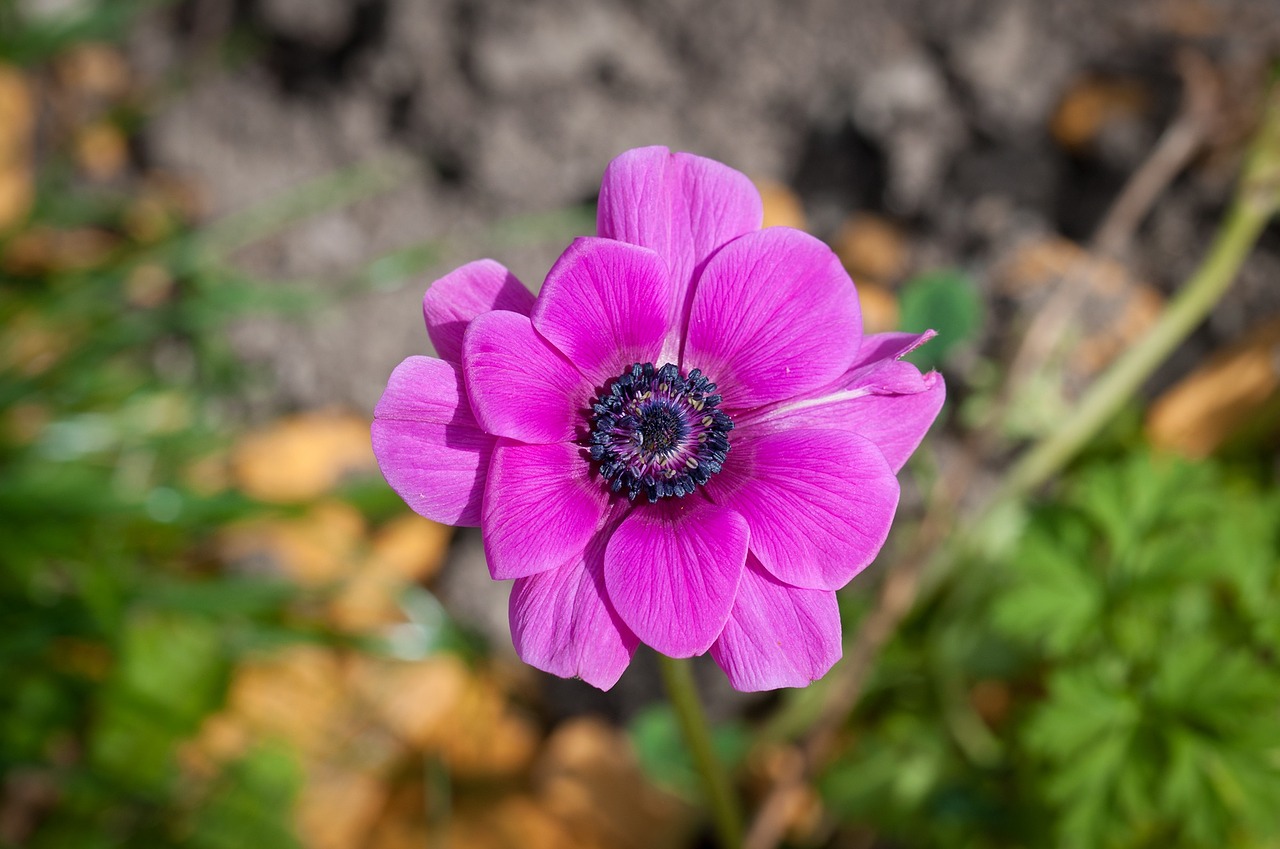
704,427,899,591
463,310,593,444
596,146,763,346
851,330,937,368
745,331,946,473
755,371,945,474
423,260,535,363
372,356,491,526
482,440,611,580
710,557,841,691
509,513,638,690
684,228,862,410
531,238,672,386
604,498,748,658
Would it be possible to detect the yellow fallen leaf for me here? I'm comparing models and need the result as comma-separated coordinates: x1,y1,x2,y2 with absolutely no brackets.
74,121,128,181
836,213,909,283
179,713,251,778
368,514,451,583
54,43,130,99
295,767,387,849
232,412,377,502
0,64,33,155
457,794,584,849
437,673,539,779
857,282,900,335
0,64,34,231
352,655,471,750
1147,318,1280,458
1051,76,1148,150
225,646,348,759
535,718,691,849
219,500,366,586
2,227,118,275
327,514,449,632
755,179,807,230
365,780,433,849
0,163,33,233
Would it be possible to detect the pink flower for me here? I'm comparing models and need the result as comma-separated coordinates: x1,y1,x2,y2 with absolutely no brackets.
373,146,944,691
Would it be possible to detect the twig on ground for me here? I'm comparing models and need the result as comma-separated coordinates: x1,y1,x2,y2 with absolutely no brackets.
999,49,1221,434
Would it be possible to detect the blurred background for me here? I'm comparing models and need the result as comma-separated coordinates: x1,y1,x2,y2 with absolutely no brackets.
3,0,1280,847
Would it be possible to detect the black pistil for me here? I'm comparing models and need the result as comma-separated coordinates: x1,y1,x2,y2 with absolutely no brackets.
588,362,733,502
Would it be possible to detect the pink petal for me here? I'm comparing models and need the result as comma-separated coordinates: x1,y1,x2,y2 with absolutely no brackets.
743,331,946,473
704,427,899,591
463,310,593,444
482,439,611,580
604,498,749,658
596,146,763,345
509,515,638,690
530,238,672,386
684,228,862,410
422,260,535,363
755,371,946,474
372,356,492,526
841,330,939,395
851,330,937,368
710,557,841,691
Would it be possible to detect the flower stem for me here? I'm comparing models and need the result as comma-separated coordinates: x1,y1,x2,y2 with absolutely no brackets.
997,79,1280,502
656,654,744,849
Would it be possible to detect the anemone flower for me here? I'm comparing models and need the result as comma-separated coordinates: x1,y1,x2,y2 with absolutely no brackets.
373,146,944,692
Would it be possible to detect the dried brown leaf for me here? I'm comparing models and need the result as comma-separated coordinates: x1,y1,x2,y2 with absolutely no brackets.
534,718,691,849
219,500,366,586
755,179,807,231
1147,318,1280,457
1051,76,1149,150
54,44,131,99
835,213,909,283
231,412,376,503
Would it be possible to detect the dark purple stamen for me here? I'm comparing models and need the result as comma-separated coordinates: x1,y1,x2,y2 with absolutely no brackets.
588,362,734,502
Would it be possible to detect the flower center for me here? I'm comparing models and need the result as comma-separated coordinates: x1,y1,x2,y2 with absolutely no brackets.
588,363,733,502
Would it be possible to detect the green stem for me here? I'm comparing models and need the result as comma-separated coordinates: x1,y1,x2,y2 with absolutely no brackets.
656,654,744,849
997,81,1280,502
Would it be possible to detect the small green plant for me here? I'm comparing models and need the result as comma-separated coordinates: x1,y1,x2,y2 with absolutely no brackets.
822,452,1280,849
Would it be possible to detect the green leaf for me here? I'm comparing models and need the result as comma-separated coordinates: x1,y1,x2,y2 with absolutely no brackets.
897,269,982,370
188,744,302,849
628,704,747,798
89,612,227,789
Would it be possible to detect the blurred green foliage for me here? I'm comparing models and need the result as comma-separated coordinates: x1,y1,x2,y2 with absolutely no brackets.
822,453,1280,849
0,222,306,846
898,269,983,371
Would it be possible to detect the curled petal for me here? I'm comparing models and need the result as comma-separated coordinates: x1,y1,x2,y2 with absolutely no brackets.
851,330,938,368
509,511,638,690
757,371,945,474
704,427,899,591
684,228,862,410
531,238,672,386
604,498,748,658
423,260,534,363
747,331,946,473
463,310,593,444
483,440,611,580
372,356,491,526
596,146,763,347
710,557,841,691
